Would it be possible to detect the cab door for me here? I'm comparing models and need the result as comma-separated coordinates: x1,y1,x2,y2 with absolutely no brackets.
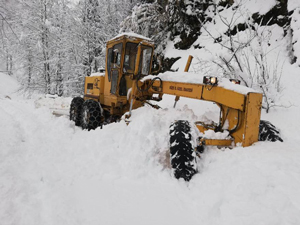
108,43,123,95
135,44,153,76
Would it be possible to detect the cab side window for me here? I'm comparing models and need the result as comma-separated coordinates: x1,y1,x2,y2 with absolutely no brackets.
123,43,138,72
113,43,123,67
107,43,123,82
110,43,123,94
107,48,112,81
138,46,153,76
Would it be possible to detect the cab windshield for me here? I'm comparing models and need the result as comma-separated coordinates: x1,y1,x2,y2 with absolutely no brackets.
139,45,153,76
123,42,138,72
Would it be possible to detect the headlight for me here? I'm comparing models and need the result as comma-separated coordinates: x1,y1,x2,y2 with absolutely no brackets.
203,76,218,85
229,79,241,85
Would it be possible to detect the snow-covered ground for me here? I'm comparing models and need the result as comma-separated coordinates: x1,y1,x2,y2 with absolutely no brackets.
1,70,300,225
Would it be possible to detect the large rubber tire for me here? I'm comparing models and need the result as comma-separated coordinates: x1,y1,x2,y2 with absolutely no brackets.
69,97,84,126
81,100,102,130
169,120,197,181
259,120,283,142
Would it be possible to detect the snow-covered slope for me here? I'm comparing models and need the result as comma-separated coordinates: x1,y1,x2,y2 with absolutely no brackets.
1,71,300,224
0,72,20,98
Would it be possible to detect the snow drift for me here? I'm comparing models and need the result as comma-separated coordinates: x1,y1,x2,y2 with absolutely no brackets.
1,72,300,224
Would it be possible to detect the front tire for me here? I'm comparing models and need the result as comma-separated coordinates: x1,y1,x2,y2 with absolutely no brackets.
81,100,102,130
259,120,283,142
70,97,84,126
169,120,197,181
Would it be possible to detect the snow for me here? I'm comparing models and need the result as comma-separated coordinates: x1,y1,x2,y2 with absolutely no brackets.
90,72,105,77
111,32,152,41
0,73,20,98
235,0,277,15
1,72,300,224
290,8,300,66
203,129,231,140
34,95,72,116
288,0,300,11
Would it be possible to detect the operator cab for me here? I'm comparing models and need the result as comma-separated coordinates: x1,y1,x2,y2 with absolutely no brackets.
105,33,154,99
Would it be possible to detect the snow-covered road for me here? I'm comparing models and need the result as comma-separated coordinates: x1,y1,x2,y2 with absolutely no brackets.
1,73,300,225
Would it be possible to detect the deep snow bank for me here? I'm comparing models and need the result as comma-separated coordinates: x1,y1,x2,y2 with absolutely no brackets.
1,83,300,225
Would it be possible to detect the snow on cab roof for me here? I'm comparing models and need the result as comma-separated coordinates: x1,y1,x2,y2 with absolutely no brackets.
110,32,152,42
142,71,261,95
90,72,105,77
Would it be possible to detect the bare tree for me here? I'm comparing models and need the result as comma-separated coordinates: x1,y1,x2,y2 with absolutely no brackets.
195,0,285,112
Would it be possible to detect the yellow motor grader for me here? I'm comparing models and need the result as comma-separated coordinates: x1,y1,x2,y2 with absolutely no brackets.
70,33,282,181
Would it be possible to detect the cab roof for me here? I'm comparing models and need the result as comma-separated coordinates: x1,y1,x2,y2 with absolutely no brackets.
107,32,153,45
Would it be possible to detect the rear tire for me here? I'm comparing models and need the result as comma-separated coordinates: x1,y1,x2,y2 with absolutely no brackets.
81,100,102,130
70,97,84,126
259,120,283,142
169,120,197,181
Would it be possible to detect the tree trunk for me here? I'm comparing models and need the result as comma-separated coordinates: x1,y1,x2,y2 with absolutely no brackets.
27,48,32,86
6,50,13,75
41,0,51,94
56,52,63,96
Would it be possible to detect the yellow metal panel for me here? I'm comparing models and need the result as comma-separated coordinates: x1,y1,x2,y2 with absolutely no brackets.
103,95,128,107
218,106,244,145
104,95,117,106
195,124,210,133
84,76,104,102
152,80,203,99
242,92,262,146
202,85,245,110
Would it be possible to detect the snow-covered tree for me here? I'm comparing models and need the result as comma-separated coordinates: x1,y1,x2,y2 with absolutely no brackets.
0,0,137,96
0,0,19,75
194,0,289,112
121,2,168,54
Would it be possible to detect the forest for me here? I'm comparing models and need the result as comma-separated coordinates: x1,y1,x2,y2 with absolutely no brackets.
0,0,140,96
